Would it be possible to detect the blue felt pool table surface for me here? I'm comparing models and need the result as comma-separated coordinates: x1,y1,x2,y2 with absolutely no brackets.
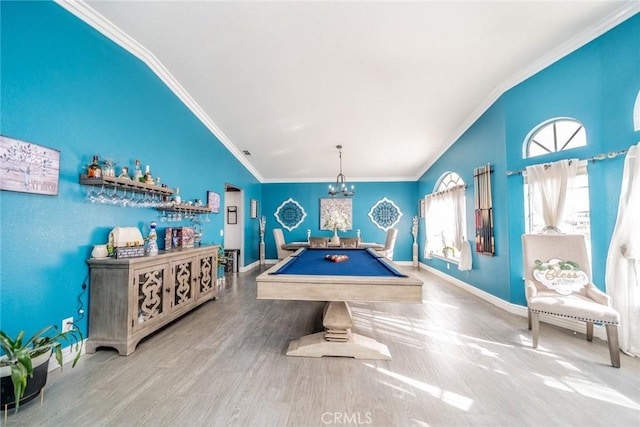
271,248,405,277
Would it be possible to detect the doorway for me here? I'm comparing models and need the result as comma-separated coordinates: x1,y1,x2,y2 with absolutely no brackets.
224,184,244,272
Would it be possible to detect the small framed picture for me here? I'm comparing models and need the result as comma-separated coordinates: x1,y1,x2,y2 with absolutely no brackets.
207,191,220,213
0,135,60,196
227,206,237,224
419,199,425,218
250,199,258,219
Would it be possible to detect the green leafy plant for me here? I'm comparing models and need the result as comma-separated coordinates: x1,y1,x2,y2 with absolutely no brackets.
0,325,83,412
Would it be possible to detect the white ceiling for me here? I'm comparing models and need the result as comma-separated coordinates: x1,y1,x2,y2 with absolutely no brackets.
60,1,638,183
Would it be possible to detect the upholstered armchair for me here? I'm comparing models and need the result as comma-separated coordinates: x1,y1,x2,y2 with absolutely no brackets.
376,228,398,260
273,228,296,260
521,233,621,367
339,237,359,248
309,237,329,248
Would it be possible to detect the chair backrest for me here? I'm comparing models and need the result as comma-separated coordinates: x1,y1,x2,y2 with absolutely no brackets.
522,233,592,298
309,237,329,248
378,228,398,260
273,228,292,260
339,237,359,248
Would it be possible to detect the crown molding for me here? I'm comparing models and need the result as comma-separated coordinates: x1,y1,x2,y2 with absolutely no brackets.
54,0,264,183
413,2,640,181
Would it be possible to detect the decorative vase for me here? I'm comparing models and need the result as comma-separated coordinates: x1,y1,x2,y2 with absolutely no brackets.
146,222,158,256
331,228,340,245
91,244,108,258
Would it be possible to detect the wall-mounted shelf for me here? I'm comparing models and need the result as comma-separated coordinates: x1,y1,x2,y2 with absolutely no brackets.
79,174,174,196
157,204,212,214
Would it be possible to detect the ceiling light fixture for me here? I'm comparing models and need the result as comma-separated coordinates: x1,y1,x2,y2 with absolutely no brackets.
328,145,354,197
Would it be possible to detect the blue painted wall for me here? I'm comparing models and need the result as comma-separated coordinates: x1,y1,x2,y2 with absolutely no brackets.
0,2,260,340
1,1,638,349
419,13,640,306
417,100,510,301
262,182,418,261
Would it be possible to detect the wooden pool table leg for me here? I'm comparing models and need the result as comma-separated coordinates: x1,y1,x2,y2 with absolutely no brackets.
286,301,392,360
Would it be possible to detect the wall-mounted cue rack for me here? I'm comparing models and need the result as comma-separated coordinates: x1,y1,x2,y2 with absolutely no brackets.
474,163,495,256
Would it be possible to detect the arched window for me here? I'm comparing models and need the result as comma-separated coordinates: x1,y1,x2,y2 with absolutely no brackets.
425,171,466,261
525,118,586,158
435,171,463,192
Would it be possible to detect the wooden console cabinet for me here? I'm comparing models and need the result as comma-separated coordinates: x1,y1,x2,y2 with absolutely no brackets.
86,245,219,355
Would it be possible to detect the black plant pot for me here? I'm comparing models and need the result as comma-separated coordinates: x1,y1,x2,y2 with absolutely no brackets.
0,357,49,410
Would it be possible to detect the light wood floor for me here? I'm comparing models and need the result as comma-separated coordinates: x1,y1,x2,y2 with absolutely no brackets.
8,266,640,426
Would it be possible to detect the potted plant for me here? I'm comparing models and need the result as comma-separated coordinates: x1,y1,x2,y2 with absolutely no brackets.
0,325,83,413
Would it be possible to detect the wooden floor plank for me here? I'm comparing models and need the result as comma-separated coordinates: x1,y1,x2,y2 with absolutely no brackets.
8,266,640,426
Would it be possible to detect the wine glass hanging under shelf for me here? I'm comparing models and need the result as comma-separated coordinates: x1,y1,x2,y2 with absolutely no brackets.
79,174,212,214
158,204,212,214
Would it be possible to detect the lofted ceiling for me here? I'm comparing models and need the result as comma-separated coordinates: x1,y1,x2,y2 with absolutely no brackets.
59,1,638,183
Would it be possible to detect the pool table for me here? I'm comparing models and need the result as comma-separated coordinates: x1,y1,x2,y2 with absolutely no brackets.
256,248,423,360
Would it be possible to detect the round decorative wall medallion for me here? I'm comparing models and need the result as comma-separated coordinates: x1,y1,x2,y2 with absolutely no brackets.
274,197,307,231
368,197,403,231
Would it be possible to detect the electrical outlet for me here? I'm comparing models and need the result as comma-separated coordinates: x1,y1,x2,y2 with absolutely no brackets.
62,317,74,332
219,229,224,237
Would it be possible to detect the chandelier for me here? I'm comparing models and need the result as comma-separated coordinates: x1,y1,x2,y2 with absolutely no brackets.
328,145,354,197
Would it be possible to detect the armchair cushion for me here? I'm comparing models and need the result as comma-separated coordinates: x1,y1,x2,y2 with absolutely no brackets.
528,290,620,325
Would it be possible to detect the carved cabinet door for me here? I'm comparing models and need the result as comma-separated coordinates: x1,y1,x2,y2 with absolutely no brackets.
170,255,197,315
131,263,170,333
196,250,217,301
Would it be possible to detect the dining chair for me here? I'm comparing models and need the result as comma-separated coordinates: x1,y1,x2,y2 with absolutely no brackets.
339,237,359,248
309,237,329,248
522,232,621,367
375,228,398,260
273,228,296,260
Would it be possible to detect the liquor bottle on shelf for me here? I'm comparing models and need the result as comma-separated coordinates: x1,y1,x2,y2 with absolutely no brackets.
133,159,143,182
87,155,103,178
144,165,154,185
119,166,130,179
102,159,116,177
174,187,181,204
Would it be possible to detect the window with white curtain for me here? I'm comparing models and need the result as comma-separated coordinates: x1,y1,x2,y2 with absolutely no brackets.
524,119,592,257
425,172,466,261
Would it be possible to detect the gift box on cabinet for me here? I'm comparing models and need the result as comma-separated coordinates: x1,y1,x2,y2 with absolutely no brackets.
165,227,195,249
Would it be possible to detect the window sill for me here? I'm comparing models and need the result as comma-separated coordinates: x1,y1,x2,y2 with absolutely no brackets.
430,253,460,265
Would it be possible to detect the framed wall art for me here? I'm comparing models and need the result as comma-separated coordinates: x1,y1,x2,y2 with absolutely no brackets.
227,206,237,224
250,199,258,219
319,198,352,231
207,191,220,213
0,135,60,196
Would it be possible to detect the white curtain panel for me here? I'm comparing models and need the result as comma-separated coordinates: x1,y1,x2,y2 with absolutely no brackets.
606,143,640,357
424,191,446,258
423,195,434,259
424,185,471,270
525,159,578,232
450,185,472,271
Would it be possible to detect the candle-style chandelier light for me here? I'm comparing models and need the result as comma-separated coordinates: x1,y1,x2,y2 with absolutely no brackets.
328,145,354,197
